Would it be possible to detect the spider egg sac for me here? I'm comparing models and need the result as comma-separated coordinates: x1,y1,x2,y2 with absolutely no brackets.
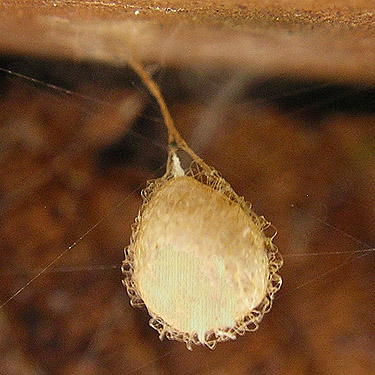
123,172,282,349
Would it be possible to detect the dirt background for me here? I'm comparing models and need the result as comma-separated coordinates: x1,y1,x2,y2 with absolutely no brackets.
0,2,375,375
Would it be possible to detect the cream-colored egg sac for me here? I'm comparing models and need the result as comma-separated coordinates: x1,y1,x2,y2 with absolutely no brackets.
131,175,272,345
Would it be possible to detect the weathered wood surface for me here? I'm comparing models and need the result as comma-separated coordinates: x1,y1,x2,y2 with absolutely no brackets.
1,1,375,82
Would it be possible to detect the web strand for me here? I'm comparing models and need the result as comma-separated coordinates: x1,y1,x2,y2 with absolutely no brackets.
0,66,120,109
283,247,375,257
0,163,166,310
1,246,374,279
276,251,372,301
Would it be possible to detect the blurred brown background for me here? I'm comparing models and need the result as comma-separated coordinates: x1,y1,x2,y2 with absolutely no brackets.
0,1,375,375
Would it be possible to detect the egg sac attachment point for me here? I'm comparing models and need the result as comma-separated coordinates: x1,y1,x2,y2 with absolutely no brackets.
122,152,283,350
